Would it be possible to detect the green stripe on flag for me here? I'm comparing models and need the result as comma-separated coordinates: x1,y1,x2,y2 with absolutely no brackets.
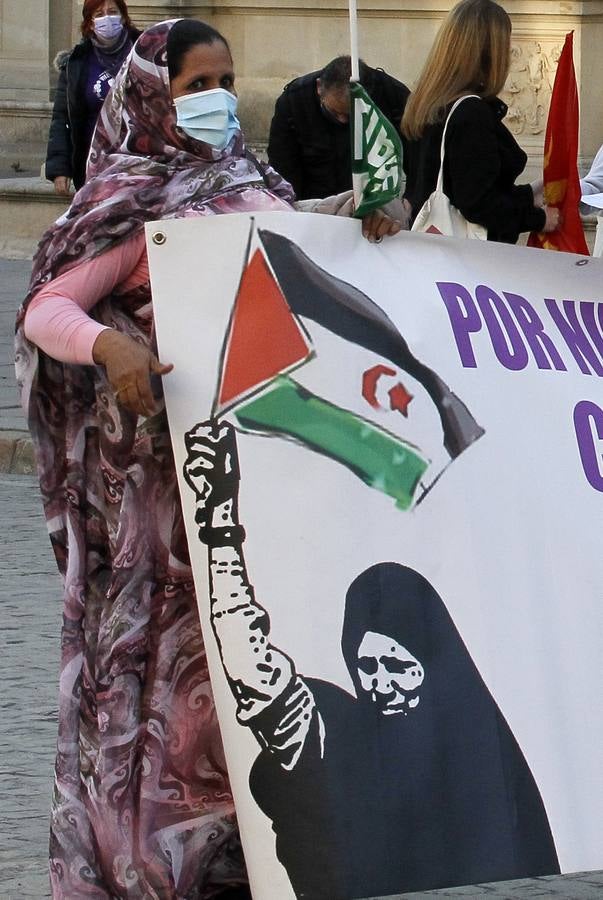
350,81,404,218
234,375,428,510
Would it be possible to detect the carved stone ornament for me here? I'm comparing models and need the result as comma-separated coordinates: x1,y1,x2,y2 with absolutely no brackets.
501,40,562,136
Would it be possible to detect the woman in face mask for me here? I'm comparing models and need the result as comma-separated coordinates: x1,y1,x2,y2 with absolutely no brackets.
45,0,140,195
17,18,398,900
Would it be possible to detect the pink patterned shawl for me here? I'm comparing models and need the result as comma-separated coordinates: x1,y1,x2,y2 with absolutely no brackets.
21,18,293,305
15,19,292,900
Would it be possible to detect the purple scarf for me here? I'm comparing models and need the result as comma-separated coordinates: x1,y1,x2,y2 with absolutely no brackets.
90,25,133,75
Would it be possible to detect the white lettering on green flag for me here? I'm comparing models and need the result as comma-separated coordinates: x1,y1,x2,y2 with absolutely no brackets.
350,81,403,217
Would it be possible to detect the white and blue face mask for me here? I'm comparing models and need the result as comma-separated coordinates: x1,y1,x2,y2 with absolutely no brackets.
173,88,240,151
93,15,124,42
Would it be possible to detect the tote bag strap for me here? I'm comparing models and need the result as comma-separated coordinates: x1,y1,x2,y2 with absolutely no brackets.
435,94,482,193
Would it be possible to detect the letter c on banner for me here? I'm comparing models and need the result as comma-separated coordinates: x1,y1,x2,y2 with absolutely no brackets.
573,400,603,491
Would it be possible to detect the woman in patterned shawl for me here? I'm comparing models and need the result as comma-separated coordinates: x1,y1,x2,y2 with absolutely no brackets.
16,18,398,899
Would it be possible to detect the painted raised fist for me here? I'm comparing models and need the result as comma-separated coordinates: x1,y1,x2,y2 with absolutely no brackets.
183,419,240,513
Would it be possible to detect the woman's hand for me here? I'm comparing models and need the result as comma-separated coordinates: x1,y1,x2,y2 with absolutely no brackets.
542,205,561,233
380,197,412,231
361,208,402,243
531,178,544,208
92,329,173,417
53,176,72,196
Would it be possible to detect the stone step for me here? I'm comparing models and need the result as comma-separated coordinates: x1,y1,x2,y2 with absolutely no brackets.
0,176,68,258
0,171,598,261
0,99,51,177
0,140,265,259
0,144,46,178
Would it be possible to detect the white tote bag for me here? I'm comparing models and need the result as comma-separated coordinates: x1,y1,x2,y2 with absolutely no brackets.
593,217,603,258
411,95,487,240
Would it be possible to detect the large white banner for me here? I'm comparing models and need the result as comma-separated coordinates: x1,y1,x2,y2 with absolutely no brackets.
148,214,602,900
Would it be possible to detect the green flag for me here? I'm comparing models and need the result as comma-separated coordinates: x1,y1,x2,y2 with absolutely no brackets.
215,243,431,509
235,375,428,511
350,81,403,218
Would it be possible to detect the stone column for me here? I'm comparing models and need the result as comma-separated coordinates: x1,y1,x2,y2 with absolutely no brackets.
0,1,52,174
0,0,51,101
49,0,78,94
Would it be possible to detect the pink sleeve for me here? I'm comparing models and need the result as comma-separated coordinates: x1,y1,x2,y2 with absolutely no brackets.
24,233,148,365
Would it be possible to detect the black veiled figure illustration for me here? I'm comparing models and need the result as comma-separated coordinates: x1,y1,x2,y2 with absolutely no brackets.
183,421,560,899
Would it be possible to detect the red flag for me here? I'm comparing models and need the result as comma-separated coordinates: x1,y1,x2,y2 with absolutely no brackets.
215,248,313,414
527,32,588,254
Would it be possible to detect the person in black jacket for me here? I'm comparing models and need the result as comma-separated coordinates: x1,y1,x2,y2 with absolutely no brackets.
268,56,410,200
402,0,559,243
45,0,140,195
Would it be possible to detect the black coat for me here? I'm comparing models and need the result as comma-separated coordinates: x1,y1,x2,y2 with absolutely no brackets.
267,68,410,200
406,96,546,243
45,31,140,190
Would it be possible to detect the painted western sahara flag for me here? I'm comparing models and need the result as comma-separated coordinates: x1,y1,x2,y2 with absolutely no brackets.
350,82,404,218
527,32,588,254
214,228,484,510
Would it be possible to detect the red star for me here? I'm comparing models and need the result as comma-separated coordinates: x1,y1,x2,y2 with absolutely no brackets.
388,382,413,417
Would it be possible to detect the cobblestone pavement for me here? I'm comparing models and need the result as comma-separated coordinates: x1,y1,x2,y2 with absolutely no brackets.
0,258,36,474
386,869,603,898
0,474,60,898
0,258,30,432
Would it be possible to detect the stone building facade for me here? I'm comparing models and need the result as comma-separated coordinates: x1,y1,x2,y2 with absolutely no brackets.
1,0,603,176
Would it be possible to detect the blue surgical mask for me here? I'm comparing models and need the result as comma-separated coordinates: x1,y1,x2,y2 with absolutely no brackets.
173,88,240,151
93,15,124,42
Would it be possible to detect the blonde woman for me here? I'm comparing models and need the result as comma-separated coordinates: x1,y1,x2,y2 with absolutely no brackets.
402,0,559,243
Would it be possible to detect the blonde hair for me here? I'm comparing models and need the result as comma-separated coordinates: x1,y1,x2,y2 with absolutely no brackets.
402,0,511,140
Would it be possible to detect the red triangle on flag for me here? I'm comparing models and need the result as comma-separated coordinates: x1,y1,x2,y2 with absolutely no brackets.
215,248,313,413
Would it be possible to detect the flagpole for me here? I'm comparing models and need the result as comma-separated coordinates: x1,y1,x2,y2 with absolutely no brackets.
348,0,360,82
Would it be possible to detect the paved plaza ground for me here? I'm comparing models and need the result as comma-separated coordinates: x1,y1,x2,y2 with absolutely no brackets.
1,257,601,897
0,473,60,898
0,260,29,431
